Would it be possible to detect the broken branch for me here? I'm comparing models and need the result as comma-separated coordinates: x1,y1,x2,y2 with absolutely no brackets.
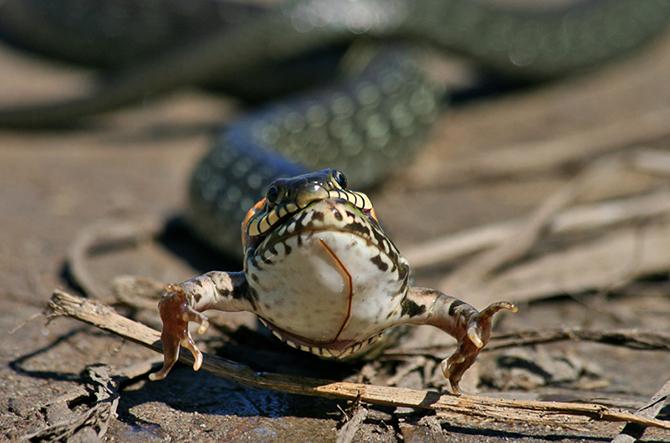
48,289,670,431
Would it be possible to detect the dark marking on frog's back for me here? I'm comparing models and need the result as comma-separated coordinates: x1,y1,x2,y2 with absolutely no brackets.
397,275,409,299
311,211,324,222
448,300,464,316
234,279,258,310
292,210,310,231
216,286,228,298
370,254,388,272
371,226,393,255
401,296,426,318
344,211,372,238
248,255,261,270
397,261,409,282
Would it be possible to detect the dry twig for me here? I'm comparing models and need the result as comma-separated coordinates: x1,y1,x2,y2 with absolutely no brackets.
611,379,670,443
404,189,670,269
67,217,164,304
383,327,670,358
488,328,670,351
438,154,626,297
47,289,670,431
335,406,369,443
403,148,670,307
409,107,670,188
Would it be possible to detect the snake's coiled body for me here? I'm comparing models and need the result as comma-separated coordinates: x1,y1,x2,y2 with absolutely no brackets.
1,0,669,255
189,47,442,254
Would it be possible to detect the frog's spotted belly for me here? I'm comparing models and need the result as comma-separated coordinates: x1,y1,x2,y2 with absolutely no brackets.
245,199,409,357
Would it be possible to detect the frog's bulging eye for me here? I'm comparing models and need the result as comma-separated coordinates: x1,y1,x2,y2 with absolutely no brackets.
266,185,281,205
332,170,347,189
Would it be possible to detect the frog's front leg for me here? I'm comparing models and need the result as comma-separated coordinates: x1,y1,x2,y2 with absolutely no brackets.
400,287,517,395
150,271,252,381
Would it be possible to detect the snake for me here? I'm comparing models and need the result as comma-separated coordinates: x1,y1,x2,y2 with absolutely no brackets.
151,168,518,394
1,0,669,256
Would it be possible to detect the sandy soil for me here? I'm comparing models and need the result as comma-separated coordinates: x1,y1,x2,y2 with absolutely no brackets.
1,12,670,442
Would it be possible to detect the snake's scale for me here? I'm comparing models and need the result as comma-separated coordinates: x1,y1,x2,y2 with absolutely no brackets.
1,0,669,255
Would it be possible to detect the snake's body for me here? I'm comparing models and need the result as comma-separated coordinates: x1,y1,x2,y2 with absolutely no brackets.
1,0,669,255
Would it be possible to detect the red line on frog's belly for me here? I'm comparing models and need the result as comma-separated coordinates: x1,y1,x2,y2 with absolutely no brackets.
318,238,352,344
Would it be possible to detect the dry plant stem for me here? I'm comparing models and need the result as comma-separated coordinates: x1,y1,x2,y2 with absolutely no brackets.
411,107,670,188
611,379,670,443
385,327,670,357
487,328,670,352
404,189,670,269
628,147,670,177
413,148,670,275
48,289,670,431
439,154,626,296
435,148,670,297
335,406,369,443
67,217,164,304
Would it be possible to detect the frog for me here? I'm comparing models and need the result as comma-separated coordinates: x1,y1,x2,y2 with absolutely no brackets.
150,169,517,394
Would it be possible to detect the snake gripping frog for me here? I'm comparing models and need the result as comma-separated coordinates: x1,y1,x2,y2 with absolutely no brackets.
151,169,517,394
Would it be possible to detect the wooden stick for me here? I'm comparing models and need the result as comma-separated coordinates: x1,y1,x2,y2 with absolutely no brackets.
409,108,670,188
403,189,670,269
405,148,670,271
335,406,368,443
438,154,625,296
611,379,670,443
383,327,670,357
48,289,670,431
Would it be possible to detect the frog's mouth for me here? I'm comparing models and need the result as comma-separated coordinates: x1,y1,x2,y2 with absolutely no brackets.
258,317,382,359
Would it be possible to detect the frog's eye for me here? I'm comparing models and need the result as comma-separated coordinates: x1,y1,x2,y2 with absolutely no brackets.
266,184,281,205
332,170,347,189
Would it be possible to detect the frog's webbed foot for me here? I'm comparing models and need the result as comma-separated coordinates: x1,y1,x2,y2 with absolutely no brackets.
150,283,210,381
442,301,517,395
402,287,517,395
150,271,250,380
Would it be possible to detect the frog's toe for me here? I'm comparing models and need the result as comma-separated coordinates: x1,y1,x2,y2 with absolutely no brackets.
478,301,518,324
150,284,210,381
441,339,481,395
442,301,517,395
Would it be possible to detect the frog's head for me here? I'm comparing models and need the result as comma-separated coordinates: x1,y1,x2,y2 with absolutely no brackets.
242,169,377,253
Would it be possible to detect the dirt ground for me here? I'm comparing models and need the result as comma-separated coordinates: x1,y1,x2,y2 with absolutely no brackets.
1,12,670,443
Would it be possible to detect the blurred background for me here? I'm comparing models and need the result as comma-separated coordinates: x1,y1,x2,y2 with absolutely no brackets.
1,1,669,441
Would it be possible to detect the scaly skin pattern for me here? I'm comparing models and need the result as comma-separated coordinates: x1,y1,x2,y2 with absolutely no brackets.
1,1,669,256
2,0,669,82
187,47,443,255
151,169,517,394
0,0,669,125
1,0,668,125
186,0,670,257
